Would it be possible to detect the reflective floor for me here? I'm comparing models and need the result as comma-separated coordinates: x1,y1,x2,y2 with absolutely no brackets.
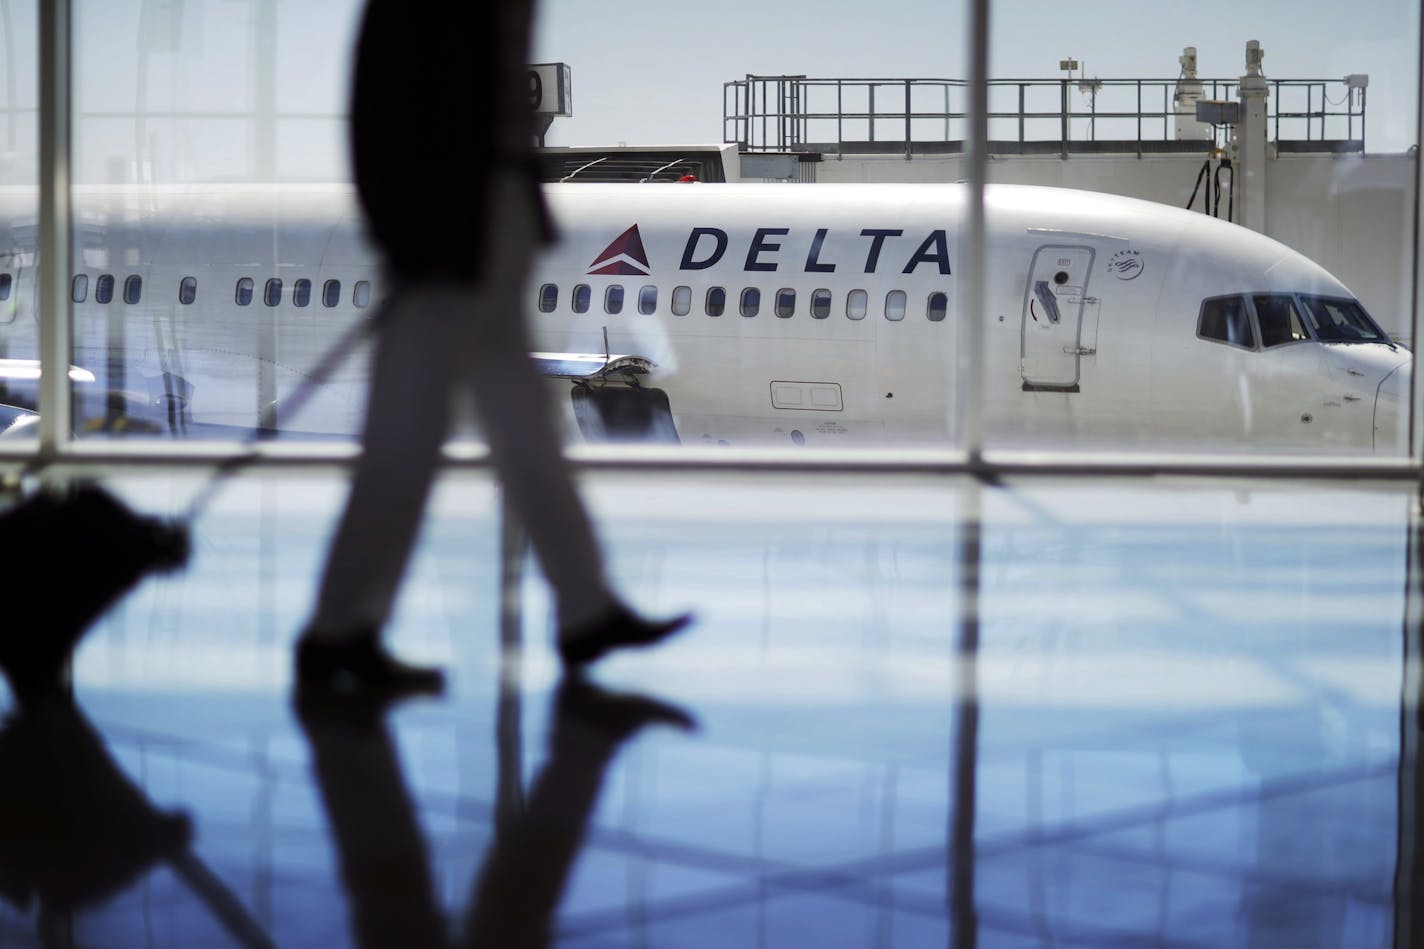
1,465,1421,947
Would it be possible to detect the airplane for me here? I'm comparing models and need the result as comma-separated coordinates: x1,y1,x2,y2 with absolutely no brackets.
0,180,1411,453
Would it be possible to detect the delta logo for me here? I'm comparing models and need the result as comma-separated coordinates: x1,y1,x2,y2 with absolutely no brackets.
587,223,954,276
586,224,652,276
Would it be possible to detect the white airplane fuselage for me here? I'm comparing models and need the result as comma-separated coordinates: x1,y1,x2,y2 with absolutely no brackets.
0,181,1410,452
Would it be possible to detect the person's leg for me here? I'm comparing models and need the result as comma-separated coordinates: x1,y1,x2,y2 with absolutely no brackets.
297,287,465,693
465,175,692,665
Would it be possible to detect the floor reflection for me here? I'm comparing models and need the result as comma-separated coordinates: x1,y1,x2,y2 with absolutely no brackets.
0,468,1415,946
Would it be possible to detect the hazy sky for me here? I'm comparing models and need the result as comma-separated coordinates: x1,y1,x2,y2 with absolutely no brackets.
534,0,1420,154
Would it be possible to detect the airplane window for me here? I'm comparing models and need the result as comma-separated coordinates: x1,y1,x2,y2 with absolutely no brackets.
811,289,831,319
671,285,691,316
94,274,114,304
776,288,795,318
353,280,372,308
0,273,10,301
1197,295,1256,350
123,275,142,305
1298,295,1388,343
235,277,254,306
885,290,906,321
638,285,657,315
264,278,283,307
538,283,558,313
71,274,87,303
605,285,624,314
572,283,591,313
706,287,726,316
179,276,197,305
293,278,311,308
1253,294,1307,347
847,289,867,320
740,287,760,317
322,279,341,308
927,291,948,322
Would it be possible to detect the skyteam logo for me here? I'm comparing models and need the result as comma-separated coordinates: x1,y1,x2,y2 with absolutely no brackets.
587,224,651,276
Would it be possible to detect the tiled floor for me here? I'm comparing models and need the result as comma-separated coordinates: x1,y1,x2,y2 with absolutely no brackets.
0,466,1419,947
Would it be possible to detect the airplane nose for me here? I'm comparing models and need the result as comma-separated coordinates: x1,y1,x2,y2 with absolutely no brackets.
1374,361,1410,454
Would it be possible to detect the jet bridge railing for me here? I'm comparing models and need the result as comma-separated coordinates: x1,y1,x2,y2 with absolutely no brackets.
723,75,1368,157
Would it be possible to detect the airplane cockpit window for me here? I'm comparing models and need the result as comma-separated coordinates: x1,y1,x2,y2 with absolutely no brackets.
322,279,341,308
123,276,142,305
885,290,906,321
706,287,726,316
235,277,254,306
847,289,867,320
94,274,114,304
263,278,282,307
605,284,624,314
671,285,692,316
1299,296,1389,343
1253,294,1308,347
538,283,558,312
811,289,832,319
1197,296,1255,350
638,285,657,314
572,283,591,313
776,288,796,318
740,287,760,317
179,276,197,305
927,291,948,322
293,278,312,307
71,274,87,303
0,274,10,301
353,280,372,308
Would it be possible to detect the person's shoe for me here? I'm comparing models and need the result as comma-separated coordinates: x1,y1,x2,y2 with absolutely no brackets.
556,604,692,669
295,633,445,698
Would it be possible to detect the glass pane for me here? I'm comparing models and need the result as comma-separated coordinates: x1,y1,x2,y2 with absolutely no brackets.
739,287,760,317
671,285,691,315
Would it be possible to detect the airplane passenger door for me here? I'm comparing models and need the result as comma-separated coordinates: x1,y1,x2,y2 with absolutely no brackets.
1020,245,1095,391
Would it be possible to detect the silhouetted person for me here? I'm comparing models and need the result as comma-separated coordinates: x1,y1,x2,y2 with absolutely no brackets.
295,0,690,696
295,678,695,948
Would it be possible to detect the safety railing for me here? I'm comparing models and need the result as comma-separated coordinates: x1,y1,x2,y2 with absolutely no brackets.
724,75,1367,157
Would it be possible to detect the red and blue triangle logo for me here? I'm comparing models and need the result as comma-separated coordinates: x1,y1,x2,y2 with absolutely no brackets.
587,224,651,276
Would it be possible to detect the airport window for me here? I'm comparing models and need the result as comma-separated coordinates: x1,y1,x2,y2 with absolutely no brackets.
740,287,760,317
671,285,691,315
572,284,591,313
847,289,867,320
927,291,948,322
236,277,254,306
1197,296,1255,350
293,278,312,308
264,278,283,307
94,274,114,304
1253,294,1307,347
811,289,831,319
639,285,657,315
179,276,197,305
0,273,10,301
1299,295,1388,343
776,289,796,318
706,287,726,316
71,274,87,303
538,283,558,312
885,290,906,321
605,284,624,314
322,279,341,308
353,280,372,308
